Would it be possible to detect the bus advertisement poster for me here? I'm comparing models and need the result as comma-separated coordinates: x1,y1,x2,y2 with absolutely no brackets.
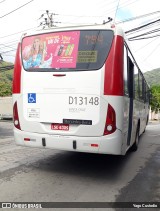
22,31,80,69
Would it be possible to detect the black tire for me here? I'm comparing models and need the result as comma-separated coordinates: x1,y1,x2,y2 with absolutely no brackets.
131,125,139,152
143,116,149,133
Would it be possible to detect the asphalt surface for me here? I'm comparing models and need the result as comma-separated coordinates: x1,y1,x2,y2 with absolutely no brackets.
0,121,159,211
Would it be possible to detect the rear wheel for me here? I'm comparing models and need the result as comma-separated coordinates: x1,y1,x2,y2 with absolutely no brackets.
143,115,149,133
131,125,139,151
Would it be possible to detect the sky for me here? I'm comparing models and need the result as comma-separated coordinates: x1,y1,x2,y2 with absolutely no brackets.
0,0,160,72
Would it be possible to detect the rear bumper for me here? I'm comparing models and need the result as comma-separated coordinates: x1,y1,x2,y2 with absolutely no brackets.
14,128,123,155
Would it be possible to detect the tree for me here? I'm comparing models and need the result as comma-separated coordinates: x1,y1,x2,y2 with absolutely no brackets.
150,85,160,113
0,81,12,96
0,68,13,97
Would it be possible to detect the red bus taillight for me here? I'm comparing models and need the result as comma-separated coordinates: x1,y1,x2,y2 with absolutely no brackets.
12,43,21,94
103,104,116,135
13,102,21,130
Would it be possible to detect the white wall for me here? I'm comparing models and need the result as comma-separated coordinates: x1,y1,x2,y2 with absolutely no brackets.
0,96,13,119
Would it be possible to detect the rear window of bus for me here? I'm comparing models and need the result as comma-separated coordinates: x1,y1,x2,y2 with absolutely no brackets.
21,30,114,72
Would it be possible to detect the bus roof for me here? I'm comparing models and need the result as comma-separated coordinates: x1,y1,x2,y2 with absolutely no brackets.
21,23,125,39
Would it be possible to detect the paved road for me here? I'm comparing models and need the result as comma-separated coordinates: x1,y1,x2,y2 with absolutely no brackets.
0,121,159,211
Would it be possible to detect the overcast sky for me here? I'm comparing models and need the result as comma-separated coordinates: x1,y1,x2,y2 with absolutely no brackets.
0,0,160,72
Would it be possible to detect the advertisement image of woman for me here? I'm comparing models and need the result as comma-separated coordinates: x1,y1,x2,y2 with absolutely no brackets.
23,37,46,69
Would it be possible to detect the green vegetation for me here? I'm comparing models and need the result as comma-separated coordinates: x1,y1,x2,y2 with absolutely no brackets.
150,85,160,113
143,68,160,113
0,61,13,96
144,68,160,86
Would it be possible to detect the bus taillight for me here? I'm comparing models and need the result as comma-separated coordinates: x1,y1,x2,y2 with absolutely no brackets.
13,102,21,130
103,104,116,135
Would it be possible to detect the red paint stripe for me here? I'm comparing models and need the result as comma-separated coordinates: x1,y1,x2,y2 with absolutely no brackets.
12,43,21,94
104,35,124,96
91,144,99,147
53,74,66,77
24,138,30,141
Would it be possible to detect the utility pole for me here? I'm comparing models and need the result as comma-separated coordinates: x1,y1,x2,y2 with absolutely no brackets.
39,10,60,29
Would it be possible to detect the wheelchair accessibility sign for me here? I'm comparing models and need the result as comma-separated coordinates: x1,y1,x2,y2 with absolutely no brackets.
28,93,36,103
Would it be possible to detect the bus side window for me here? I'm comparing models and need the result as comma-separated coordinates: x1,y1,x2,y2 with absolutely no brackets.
139,72,143,101
124,46,129,96
127,55,134,98
134,65,139,100
146,86,150,103
143,80,146,102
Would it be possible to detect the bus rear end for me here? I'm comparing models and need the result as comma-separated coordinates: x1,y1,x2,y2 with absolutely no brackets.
13,25,124,155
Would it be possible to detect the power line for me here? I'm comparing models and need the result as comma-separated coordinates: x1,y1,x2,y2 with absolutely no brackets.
102,0,139,21
125,18,160,34
143,43,160,62
116,10,160,24
1,54,15,57
129,34,160,41
0,0,6,3
0,27,37,39
37,1,142,27
130,22,160,36
45,0,117,18
1,49,16,54
135,37,159,52
0,0,34,19
119,0,139,8
0,43,16,50
128,28,160,40
126,20,160,36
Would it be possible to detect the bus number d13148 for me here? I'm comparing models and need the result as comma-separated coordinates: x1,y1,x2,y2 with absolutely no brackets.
69,96,99,106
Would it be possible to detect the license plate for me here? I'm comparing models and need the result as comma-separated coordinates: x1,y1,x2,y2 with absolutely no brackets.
51,123,69,131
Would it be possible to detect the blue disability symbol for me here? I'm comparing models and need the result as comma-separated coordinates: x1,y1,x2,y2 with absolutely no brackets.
28,93,36,103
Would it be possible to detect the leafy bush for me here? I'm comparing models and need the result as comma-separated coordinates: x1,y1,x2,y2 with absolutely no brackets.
0,62,13,97
150,85,160,113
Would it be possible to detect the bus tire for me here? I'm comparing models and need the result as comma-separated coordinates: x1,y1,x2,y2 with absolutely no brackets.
131,124,140,152
143,115,149,133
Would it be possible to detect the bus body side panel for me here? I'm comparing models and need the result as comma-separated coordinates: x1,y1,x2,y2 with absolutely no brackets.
99,96,124,154
139,101,148,135
128,99,139,148
121,95,130,154
130,99,148,147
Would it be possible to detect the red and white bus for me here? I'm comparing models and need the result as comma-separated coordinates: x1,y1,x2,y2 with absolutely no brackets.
13,23,150,155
